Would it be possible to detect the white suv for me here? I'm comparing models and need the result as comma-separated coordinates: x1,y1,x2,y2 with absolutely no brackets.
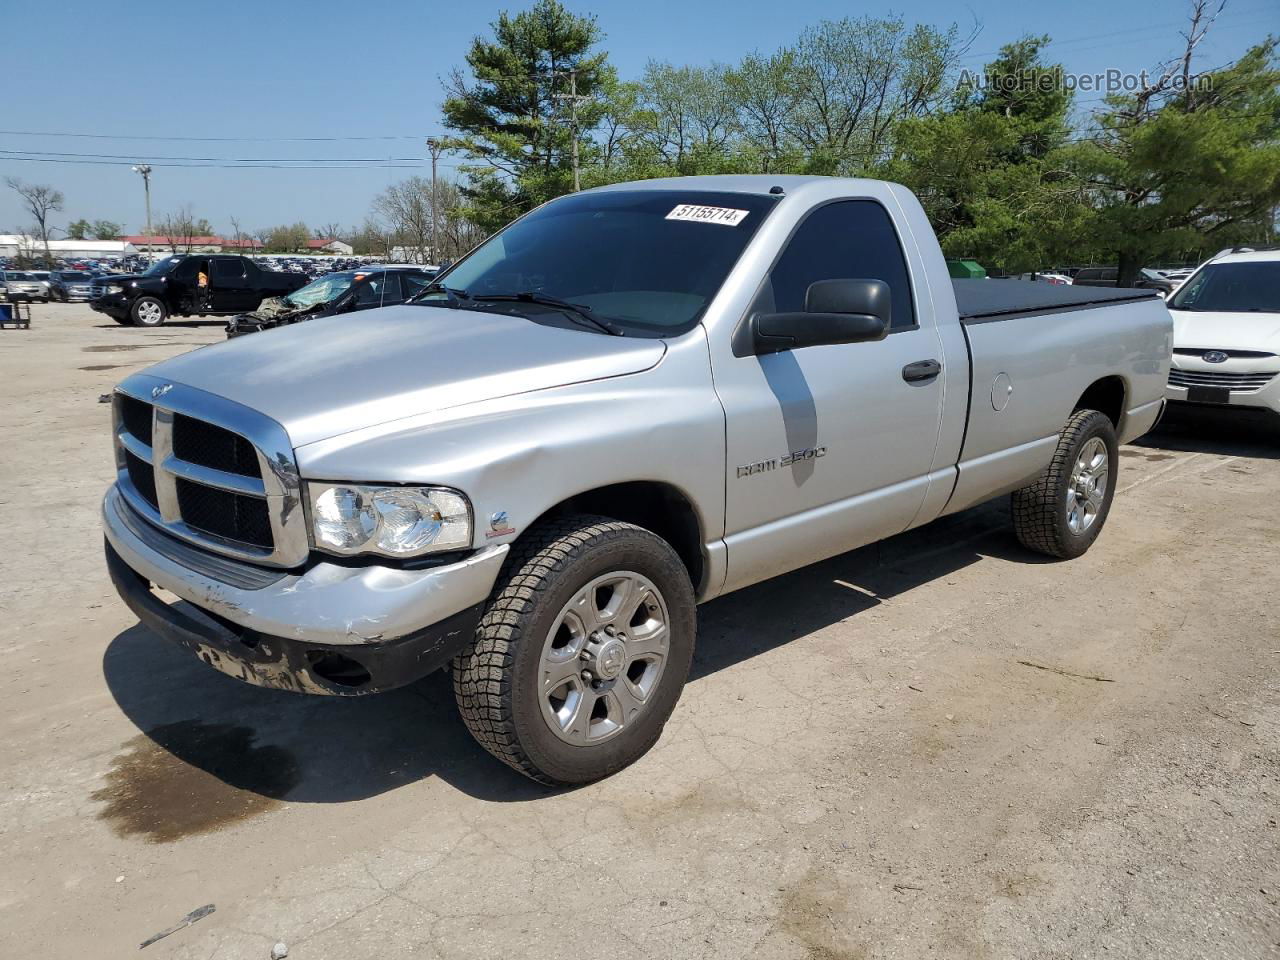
1165,249,1280,416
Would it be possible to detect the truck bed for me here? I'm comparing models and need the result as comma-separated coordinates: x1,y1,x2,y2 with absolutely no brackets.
953,279,1158,323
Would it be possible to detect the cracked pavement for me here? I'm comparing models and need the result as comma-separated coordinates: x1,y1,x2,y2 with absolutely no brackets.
1,304,1277,959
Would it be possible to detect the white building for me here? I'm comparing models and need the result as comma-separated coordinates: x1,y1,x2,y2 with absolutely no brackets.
0,235,138,260
306,237,354,255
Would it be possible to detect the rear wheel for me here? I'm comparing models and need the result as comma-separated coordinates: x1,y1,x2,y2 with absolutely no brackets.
130,297,167,327
1011,409,1118,559
453,516,696,786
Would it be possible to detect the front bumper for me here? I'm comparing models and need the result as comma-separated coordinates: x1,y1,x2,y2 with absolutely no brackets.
103,487,508,695
1165,359,1280,414
90,293,129,317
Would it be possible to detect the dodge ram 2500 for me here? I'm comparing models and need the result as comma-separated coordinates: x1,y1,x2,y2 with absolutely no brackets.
103,175,1173,785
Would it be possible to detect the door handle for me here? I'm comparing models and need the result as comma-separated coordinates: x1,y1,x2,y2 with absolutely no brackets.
902,359,942,383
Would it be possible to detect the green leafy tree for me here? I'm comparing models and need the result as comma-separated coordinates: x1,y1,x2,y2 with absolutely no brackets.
90,219,121,240
441,0,614,232
265,222,311,253
1070,5,1280,283
888,36,1092,272
66,218,91,239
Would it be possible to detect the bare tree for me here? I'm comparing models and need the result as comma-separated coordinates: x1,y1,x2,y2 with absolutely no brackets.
371,177,483,263
156,205,215,253
373,178,434,263
228,215,250,251
6,178,64,267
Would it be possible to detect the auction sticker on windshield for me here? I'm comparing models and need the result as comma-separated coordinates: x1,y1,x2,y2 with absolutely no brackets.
665,204,750,226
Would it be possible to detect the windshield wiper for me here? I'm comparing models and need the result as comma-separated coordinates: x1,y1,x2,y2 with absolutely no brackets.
470,291,626,336
410,280,470,304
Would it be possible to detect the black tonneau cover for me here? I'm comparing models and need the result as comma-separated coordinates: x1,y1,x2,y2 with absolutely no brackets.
953,279,1158,323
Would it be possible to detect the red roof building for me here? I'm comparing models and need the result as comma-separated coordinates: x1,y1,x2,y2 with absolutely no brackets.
121,235,226,252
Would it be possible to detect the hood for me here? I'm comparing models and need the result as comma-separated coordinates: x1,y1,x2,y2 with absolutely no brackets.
1169,308,1280,353
141,304,667,447
241,295,302,321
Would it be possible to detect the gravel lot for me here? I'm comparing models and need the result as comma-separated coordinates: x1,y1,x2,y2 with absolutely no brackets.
1,303,1277,959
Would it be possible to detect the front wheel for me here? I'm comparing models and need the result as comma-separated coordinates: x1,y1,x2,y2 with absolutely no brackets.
130,296,167,327
453,516,696,786
1011,409,1118,559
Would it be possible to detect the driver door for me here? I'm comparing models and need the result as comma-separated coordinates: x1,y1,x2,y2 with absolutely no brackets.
713,199,947,593
209,257,253,311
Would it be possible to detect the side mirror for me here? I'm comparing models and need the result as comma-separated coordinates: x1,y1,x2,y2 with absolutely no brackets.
751,279,891,355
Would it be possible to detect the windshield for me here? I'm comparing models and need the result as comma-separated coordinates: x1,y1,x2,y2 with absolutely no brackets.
1169,261,1280,313
142,256,183,276
283,271,358,309
7,272,31,280
425,189,778,334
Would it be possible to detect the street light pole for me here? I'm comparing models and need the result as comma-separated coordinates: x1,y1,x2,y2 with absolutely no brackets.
131,164,152,259
425,138,443,267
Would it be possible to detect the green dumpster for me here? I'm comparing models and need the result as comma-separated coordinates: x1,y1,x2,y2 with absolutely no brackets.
946,259,987,279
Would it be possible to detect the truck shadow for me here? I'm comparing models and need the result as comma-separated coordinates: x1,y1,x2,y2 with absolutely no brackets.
100,498,1036,813
1135,403,1280,460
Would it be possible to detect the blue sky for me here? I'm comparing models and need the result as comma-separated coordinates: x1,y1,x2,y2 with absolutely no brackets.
2,0,1274,236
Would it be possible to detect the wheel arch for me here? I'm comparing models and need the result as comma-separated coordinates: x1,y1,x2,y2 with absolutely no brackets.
528,481,706,595
1073,375,1126,427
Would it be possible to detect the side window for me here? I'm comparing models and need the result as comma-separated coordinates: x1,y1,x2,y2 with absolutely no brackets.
354,273,402,306
172,258,202,281
211,258,245,281
762,200,915,330
401,272,432,298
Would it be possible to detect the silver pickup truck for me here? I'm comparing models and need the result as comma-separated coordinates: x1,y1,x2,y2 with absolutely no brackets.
103,175,1172,785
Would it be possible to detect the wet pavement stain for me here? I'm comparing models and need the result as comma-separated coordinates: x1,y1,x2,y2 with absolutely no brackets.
92,721,300,843
82,342,187,352
80,363,129,371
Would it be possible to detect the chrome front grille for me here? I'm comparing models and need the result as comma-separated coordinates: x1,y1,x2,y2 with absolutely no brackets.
112,375,308,567
1168,368,1277,392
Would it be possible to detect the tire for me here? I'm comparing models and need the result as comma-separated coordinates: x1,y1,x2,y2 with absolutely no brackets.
453,515,696,786
130,296,167,327
1011,409,1119,559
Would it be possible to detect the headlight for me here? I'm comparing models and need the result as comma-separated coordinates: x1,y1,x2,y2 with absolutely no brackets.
308,483,471,557
106,283,124,294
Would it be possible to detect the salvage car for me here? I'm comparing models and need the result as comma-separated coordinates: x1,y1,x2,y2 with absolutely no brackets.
225,265,435,337
102,175,1172,785
90,254,307,327
1164,248,1280,416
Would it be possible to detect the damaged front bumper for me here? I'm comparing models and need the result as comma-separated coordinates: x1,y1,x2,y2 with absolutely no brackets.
103,486,507,695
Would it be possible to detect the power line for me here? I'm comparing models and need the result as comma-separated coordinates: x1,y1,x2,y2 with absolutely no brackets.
0,156,453,170
0,148,437,163
957,5,1275,61
0,129,434,142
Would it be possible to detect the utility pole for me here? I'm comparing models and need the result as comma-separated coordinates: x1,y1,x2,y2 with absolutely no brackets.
131,164,153,260
553,70,588,192
426,138,443,266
